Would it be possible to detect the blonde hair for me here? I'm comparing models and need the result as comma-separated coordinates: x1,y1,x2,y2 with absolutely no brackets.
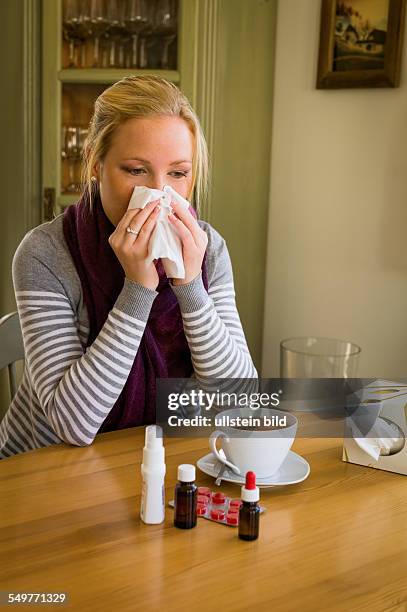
82,75,209,213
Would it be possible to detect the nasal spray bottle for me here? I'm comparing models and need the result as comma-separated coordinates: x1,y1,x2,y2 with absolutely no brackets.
140,425,166,524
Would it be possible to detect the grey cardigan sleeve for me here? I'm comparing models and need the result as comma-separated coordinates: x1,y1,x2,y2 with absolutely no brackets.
10,228,158,447
171,221,258,380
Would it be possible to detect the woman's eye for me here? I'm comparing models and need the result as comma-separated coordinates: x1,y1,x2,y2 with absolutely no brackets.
122,167,189,178
170,171,188,179
124,167,146,176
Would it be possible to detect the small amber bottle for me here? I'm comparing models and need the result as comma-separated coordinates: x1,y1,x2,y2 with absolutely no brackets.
238,471,260,541
174,464,198,529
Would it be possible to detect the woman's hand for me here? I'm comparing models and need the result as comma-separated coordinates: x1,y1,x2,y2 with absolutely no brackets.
108,200,161,291
168,201,208,286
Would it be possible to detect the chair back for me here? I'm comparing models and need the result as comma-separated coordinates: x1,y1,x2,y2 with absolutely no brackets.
0,312,25,401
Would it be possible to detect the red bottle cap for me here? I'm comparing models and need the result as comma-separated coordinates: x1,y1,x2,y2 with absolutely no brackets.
245,471,256,489
210,508,225,521
226,512,239,525
241,471,260,503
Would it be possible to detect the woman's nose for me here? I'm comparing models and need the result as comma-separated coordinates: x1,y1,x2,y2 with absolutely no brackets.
145,175,164,191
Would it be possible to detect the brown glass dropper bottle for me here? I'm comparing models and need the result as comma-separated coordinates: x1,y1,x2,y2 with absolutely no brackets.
174,464,197,529
238,471,260,541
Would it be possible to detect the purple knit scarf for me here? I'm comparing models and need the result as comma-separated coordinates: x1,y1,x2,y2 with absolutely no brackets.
62,189,208,433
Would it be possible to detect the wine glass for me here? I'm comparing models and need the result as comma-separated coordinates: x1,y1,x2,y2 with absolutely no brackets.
152,0,178,69
61,125,68,161
138,2,155,68
89,0,109,67
76,0,95,67
124,0,150,68
78,127,89,153
77,127,89,188
62,126,87,192
63,0,80,67
63,0,93,68
105,0,126,67
62,126,78,192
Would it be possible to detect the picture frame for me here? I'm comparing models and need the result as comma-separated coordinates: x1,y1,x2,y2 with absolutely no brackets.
316,0,406,88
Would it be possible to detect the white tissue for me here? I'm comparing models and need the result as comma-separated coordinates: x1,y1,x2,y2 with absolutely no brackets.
350,417,403,461
127,184,190,279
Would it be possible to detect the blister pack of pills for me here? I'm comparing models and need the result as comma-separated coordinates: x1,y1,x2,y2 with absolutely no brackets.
169,486,265,527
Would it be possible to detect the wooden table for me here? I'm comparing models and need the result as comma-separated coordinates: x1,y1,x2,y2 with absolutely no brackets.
1,430,407,611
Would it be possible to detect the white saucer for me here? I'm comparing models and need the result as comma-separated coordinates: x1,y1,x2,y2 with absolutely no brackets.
197,451,310,487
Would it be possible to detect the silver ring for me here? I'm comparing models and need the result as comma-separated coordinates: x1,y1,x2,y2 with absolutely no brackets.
126,226,140,236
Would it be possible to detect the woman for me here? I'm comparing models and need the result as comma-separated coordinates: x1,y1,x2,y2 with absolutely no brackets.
0,75,257,459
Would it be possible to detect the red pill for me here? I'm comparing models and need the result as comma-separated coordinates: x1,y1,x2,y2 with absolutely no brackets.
210,508,225,521
197,504,207,516
229,499,242,509
227,506,239,515
226,512,239,525
197,495,209,505
197,487,211,498
211,492,226,505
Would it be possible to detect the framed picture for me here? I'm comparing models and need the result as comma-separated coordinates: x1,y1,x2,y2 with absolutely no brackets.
316,0,406,88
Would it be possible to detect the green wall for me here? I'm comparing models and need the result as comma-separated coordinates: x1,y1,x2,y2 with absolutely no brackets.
0,0,41,415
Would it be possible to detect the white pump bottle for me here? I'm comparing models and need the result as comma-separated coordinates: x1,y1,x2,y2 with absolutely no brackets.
140,425,166,524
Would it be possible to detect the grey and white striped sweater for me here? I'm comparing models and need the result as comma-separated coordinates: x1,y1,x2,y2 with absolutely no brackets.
0,214,257,459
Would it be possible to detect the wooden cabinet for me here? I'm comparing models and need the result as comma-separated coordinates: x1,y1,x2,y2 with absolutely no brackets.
42,0,198,216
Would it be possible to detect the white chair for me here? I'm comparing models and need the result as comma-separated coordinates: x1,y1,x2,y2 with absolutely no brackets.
0,312,24,401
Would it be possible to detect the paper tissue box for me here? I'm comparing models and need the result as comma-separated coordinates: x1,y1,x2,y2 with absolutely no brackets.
343,379,407,476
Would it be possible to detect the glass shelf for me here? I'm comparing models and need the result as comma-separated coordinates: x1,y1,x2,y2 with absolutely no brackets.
58,68,180,85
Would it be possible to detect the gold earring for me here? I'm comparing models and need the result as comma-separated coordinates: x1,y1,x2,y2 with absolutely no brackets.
91,176,97,183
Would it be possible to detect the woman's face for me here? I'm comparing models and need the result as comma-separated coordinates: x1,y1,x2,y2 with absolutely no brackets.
95,115,194,226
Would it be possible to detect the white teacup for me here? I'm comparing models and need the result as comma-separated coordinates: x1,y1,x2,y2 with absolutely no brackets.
209,408,298,478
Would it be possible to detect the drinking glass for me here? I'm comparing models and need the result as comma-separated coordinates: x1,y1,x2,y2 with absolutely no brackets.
61,125,67,161
279,336,362,428
76,0,95,67
78,127,89,153
62,126,83,192
280,337,361,378
64,0,92,67
138,2,155,68
89,0,109,67
152,0,178,69
63,0,80,67
124,0,150,68
105,0,126,67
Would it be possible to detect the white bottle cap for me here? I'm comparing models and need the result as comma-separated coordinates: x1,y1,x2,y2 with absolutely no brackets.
143,425,164,467
145,424,163,449
178,464,196,483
